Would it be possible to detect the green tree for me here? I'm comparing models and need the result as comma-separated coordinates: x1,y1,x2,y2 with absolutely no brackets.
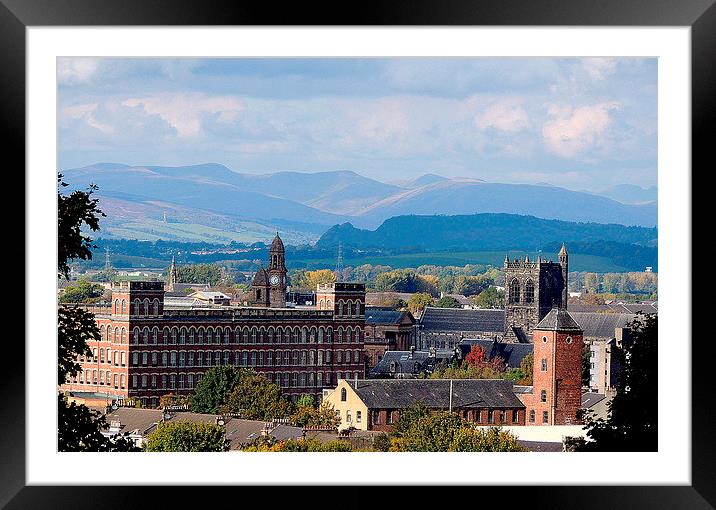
578,314,657,451
407,293,434,314
450,426,527,452
518,353,534,385
220,370,294,420
57,174,137,452
59,278,106,303
372,432,390,451
188,365,242,414
57,174,105,279
145,421,227,452
400,411,465,451
290,401,341,429
392,401,431,437
471,287,505,309
435,296,462,308
582,343,592,387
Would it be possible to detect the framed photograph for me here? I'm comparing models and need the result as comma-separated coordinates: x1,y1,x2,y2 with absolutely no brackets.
8,0,711,506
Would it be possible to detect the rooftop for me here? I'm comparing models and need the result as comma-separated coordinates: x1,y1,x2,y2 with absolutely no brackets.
535,308,583,332
348,378,525,410
419,307,505,333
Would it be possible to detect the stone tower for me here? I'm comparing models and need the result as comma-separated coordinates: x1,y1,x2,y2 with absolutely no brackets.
528,308,583,426
267,233,287,307
503,246,568,342
251,233,287,308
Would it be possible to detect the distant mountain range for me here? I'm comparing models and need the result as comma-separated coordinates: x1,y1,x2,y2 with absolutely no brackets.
62,163,657,243
590,184,658,205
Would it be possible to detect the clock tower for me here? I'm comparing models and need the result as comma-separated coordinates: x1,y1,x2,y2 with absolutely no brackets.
267,232,287,307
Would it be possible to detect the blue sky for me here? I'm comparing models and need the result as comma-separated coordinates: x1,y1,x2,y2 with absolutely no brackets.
58,57,657,190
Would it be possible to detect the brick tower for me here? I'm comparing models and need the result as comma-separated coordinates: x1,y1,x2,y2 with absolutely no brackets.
267,233,287,308
528,308,583,426
503,244,569,342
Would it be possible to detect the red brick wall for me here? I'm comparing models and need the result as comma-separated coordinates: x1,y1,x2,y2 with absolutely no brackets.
367,407,525,432
528,329,583,425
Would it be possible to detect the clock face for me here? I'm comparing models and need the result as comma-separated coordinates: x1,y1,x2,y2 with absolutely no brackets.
270,275,280,286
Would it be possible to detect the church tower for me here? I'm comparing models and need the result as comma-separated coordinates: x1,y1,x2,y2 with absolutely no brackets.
504,246,568,342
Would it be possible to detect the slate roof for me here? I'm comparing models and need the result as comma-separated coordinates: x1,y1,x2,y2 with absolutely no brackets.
518,440,564,452
581,392,607,408
104,408,163,436
570,312,635,339
270,233,285,251
350,379,525,410
535,308,583,332
252,267,268,285
419,307,505,333
458,339,534,368
369,349,454,378
365,309,413,325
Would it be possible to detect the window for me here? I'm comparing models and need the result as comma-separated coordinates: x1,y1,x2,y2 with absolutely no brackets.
250,351,256,367
170,374,176,389
542,411,549,424
566,336,573,344
301,351,307,366
299,373,306,387
386,410,394,425
120,374,125,388
476,410,482,423
540,389,547,402
141,375,147,388
524,280,535,303
499,410,505,423
188,352,194,367
512,410,519,423
121,352,126,366
529,410,535,423
346,411,352,423
488,410,494,424
188,374,194,389
267,352,273,366
509,279,520,304
541,358,547,371
142,352,148,366
542,336,548,343
341,388,347,401
132,352,139,366
179,352,185,367
372,410,380,425
170,352,177,367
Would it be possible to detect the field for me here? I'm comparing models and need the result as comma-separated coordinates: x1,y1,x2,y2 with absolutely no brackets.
105,219,317,245
292,250,631,273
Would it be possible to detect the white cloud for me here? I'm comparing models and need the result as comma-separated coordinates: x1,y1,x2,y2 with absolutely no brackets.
582,58,617,80
473,100,529,133
542,102,620,159
57,58,99,85
122,93,244,138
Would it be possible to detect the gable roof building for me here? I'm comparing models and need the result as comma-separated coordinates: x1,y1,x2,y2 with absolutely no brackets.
418,306,505,349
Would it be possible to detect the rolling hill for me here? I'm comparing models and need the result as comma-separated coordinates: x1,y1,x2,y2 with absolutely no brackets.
62,163,658,244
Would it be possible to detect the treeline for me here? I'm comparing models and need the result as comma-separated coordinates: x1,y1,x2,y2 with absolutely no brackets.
288,265,503,296
571,271,658,295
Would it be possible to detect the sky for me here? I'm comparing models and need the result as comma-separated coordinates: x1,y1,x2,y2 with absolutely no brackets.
58,57,657,191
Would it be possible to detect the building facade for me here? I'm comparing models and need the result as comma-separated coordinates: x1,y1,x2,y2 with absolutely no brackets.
60,235,366,408
503,244,568,342
517,308,584,426
363,308,416,369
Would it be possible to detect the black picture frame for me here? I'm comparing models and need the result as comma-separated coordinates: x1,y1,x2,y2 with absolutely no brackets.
5,0,710,507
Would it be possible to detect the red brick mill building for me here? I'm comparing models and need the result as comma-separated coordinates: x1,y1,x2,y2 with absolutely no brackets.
60,235,367,408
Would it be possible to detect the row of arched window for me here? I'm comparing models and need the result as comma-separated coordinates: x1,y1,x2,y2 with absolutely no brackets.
123,348,362,368
318,298,364,316
70,367,362,393
508,278,535,304
112,298,162,316
120,325,363,346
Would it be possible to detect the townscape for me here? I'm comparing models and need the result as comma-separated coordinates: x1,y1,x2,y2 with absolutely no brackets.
57,57,657,453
